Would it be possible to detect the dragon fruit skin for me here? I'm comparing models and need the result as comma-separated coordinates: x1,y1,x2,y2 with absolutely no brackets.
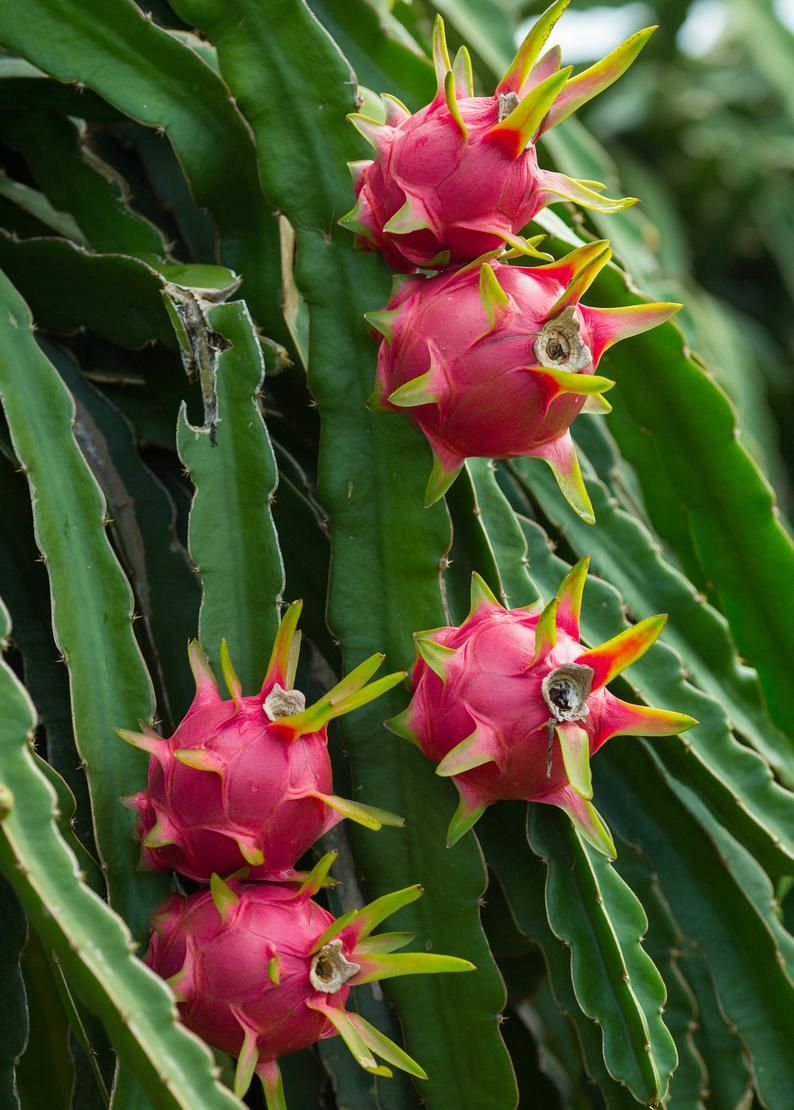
341,8,655,271
368,246,680,517
146,882,343,1063
387,561,696,856
118,602,406,884
145,854,474,1102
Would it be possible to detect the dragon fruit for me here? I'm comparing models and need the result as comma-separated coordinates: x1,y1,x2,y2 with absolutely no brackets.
367,244,680,517
341,5,654,270
117,602,405,883
386,560,696,855
146,852,473,1104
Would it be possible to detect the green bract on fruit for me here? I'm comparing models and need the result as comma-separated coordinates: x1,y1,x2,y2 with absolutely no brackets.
146,854,474,1104
388,561,696,855
117,602,405,883
341,4,654,270
368,246,679,517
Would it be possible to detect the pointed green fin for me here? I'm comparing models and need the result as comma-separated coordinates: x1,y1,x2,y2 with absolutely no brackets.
298,850,338,897
496,0,571,95
234,836,264,868
540,171,637,216
501,232,553,261
384,704,420,746
444,71,468,138
187,639,221,705
262,599,303,693
233,1021,259,1098
382,93,411,125
307,1002,392,1076
556,722,593,799
531,432,594,524
356,931,416,955
528,366,614,398
424,448,464,507
576,614,668,690
354,885,425,941
415,636,457,682
363,308,400,343
479,263,510,330
309,908,358,956
452,45,474,97
311,885,425,955
583,392,613,414
347,113,389,151
469,571,503,617
164,936,197,1003
219,639,243,709
436,727,499,777
533,596,559,662
339,195,376,242
446,782,488,847
383,195,431,235
346,159,370,188
114,727,167,762
546,786,616,859
548,241,613,315
542,26,657,132
388,343,447,408
352,951,476,985
210,873,239,923
273,654,405,736
554,555,590,640
431,15,452,96
142,818,177,850
257,1059,286,1110
173,747,224,774
600,698,697,741
314,793,405,830
347,1012,428,1079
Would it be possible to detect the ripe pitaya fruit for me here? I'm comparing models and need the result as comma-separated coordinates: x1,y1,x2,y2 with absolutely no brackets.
387,560,696,855
341,6,654,270
146,852,474,1104
117,602,405,883
367,244,680,517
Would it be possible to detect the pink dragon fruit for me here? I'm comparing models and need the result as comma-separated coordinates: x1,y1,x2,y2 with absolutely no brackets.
117,602,405,883
341,6,654,270
386,560,696,855
146,852,473,1104
367,243,680,517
